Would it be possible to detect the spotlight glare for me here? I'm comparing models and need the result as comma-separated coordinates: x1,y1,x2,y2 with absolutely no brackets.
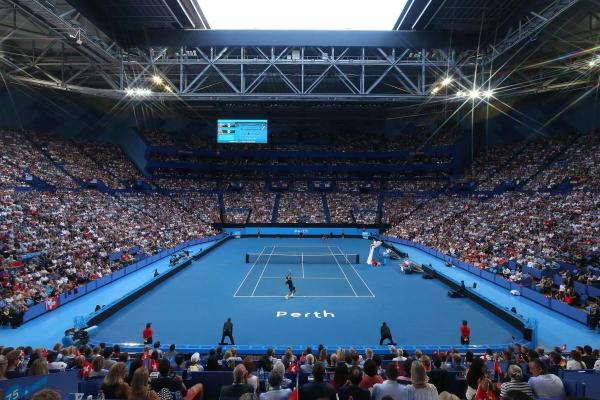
431,86,440,94
441,77,452,86
456,90,465,98
483,90,494,99
125,87,152,97
151,75,163,84
589,59,597,67
468,89,480,99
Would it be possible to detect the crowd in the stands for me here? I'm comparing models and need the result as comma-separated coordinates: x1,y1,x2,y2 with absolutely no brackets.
1,127,600,321
141,128,464,152
0,189,217,315
1,340,599,400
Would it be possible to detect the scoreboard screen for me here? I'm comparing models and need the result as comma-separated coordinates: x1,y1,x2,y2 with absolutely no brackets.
217,119,268,143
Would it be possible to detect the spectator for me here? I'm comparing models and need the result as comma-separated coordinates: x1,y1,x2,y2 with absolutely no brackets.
102,363,131,399
330,363,349,392
31,389,60,400
89,356,108,378
299,363,336,400
28,358,48,376
126,358,143,385
150,359,187,398
0,355,7,380
338,366,369,400
407,361,438,400
300,354,314,374
47,352,67,371
359,359,383,389
243,357,259,392
466,358,487,400
259,371,291,400
5,350,24,379
500,365,533,399
566,350,586,370
220,365,254,398
428,356,450,394
528,359,564,399
129,367,159,400
187,353,203,372
372,363,409,400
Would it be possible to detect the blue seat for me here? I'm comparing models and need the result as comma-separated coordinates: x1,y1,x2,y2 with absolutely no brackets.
561,370,599,399
78,378,103,397
563,381,586,397
188,371,233,400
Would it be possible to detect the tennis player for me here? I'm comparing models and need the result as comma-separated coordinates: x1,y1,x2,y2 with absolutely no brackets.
285,270,296,299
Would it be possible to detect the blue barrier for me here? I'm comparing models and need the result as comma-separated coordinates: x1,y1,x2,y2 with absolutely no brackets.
0,370,80,400
108,251,123,262
553,274,563,286
468,265,482,276
494,276,511,289
481,270,496,282
574,281,588,296
112,268,125,280
524,265,542,280
521,287,551,307
508,260,517,270
22,234,226,323
550,299,588,324
85,280,97,292
95,274,112,288
588,286,600,297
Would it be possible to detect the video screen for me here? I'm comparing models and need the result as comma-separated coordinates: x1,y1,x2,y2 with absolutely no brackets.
217,119,268,143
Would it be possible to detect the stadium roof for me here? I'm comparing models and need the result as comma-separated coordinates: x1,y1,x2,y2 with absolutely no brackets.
197,0,408,30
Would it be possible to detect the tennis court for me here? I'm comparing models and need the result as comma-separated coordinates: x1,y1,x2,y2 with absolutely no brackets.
87,237,525,348
234,245,374,298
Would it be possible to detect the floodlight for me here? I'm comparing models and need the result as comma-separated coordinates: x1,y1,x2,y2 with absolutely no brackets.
151,75,163,84
456,90,465,98
431,87,440,94
441,77,452,86
468,89,480,99
483,90,494,99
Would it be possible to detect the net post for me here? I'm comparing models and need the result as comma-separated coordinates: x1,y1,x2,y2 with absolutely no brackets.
245,253,249,263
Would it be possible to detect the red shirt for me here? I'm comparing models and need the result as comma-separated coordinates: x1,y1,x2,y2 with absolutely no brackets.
460,325,471,339
143,327,153,340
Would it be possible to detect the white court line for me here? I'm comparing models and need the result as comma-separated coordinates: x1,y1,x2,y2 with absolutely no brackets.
233,246,267,297
328,246,358,297
337,245,376,298
234,295,374,298
261,276,347,280
250,246,275,296
301,253,305,278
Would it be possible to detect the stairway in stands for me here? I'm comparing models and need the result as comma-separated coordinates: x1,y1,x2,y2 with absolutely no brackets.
322,193,331,223
271,193,281,223
217,192,225,222
377,192,385,224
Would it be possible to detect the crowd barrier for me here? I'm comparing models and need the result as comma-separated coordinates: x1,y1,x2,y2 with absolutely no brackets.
381,237,590,326
23,234,227,323
0,370,79,400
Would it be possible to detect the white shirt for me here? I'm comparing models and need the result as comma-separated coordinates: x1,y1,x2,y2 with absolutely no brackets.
259,388,292,400
566,360,586,370
372,380,410,400
528,374,565,398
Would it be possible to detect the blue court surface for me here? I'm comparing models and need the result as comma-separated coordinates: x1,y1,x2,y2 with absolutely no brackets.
89,237,524,348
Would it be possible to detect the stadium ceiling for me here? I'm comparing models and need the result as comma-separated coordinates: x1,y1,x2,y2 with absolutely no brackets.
0,0,598,103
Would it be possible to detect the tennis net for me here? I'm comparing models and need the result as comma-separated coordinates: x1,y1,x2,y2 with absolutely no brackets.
245,252,360,264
